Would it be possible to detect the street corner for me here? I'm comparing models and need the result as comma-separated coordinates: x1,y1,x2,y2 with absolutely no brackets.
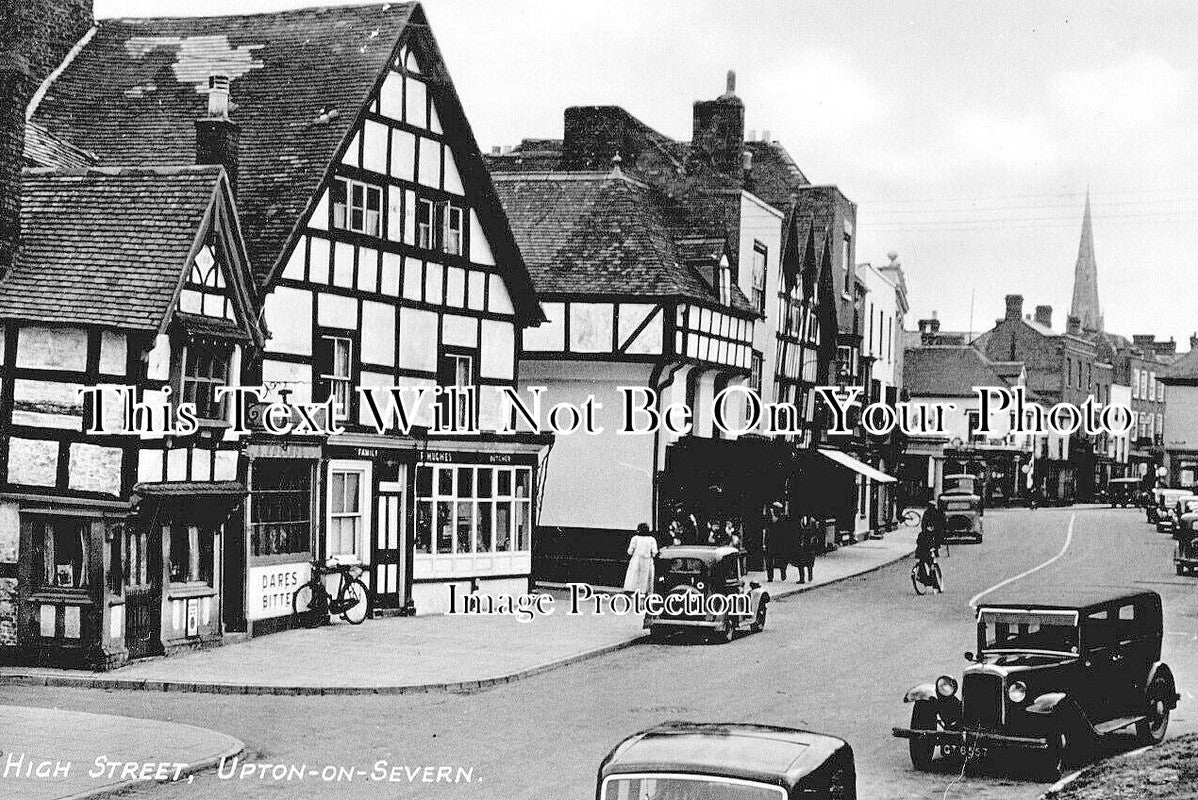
0,705,243,800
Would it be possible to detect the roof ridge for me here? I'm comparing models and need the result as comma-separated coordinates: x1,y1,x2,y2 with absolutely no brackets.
99,2,417,25
23,165,225,178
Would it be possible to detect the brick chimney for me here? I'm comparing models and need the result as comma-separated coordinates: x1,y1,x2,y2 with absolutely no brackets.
0,1,94,277
1152,339,1176,357
1034,305,1052,328
1005,294,1023,321
691,70,745,175
195,75,241,195
1066,315,1082,336
561,106,657,171
1133,334,1156,347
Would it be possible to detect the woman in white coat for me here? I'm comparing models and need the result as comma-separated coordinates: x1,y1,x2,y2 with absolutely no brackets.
623,523,658,595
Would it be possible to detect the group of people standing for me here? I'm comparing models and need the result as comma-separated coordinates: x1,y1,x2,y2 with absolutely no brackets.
622,502,825,593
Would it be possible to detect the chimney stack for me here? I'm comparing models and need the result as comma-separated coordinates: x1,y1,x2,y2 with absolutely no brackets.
1034,305,1052,328
692,69,746,175
195,74,241,195
1005,294,1023,321
1191,332,1198,351
1066,315,1082,336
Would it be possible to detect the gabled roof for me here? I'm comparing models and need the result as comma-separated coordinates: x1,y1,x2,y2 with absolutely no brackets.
904,346,1013,397
0,165,261,341
30,3,417,287
1163,346,1198,383
490,171,753,313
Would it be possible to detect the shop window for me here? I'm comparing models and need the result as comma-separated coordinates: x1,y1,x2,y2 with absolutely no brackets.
332,177,382,237
181,342,232,421
414,464,533,556
31,517,91,589
416,198,464,255
251,461,312,557
168,523,214,585
329,469,363,557
316,335,353,417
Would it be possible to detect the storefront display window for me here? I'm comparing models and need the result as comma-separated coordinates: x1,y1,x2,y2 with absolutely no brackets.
32,516,90,589
414,463,533,556
168,523,214,585
251,460,312,557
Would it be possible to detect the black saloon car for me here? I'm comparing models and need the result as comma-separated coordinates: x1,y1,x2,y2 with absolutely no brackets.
892,588,1179,778
598,722,856,799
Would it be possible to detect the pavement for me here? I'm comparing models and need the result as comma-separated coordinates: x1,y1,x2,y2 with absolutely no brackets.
0,705,242,800
0,528,916,695
1,508,1192,800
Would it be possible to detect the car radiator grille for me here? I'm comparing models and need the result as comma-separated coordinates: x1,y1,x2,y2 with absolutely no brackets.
963,673,1004,729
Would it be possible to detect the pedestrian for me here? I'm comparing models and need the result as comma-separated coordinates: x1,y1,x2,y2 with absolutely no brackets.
706,517,727,546
762,501,791,582
796,514,816,584
623,522,658,595
666,518,683,546
724,518,743,550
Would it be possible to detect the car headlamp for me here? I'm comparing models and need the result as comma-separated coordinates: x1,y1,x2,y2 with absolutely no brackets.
1007,681,1028,703
935,676,958,697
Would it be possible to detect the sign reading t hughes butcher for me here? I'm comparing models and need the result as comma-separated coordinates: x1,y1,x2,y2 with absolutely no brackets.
248,564,312,621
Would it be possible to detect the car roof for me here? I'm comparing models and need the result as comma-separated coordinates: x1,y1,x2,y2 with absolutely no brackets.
1109,477,1140,483
978,587,1160,613
658,545,741,562
599,722,850,789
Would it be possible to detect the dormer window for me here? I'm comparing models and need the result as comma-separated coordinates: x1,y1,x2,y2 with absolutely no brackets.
182,341,232,422
417,198,465,255
332,177,382,237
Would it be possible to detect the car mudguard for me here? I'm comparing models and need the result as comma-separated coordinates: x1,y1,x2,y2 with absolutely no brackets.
1025,692,1068,716
903,683,937,703
1147,662,1180,709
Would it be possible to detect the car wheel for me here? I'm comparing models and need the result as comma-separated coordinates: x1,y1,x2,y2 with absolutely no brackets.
713,615,735,644
750,601,767,633
1136,684,1171,745
1041,712,1090,780
908,702,938,771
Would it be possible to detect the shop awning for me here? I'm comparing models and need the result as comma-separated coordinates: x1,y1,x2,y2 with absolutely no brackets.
133,481,247,497
817,448,897,483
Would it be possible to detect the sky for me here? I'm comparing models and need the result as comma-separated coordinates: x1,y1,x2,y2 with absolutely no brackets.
96,1,1198,346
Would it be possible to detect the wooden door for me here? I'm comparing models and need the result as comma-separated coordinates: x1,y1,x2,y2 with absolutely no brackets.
124,524,161,659
371,475,406,610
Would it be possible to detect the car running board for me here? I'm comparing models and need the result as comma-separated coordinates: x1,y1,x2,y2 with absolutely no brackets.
1093,715,1145,735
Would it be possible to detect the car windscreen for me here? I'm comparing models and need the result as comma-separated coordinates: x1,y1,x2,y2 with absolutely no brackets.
979,609,1080,655
602,775,785,800
659,558,708,581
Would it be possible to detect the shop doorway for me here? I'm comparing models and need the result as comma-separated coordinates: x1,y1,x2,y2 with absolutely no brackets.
124,524,161,659
371,474,407,611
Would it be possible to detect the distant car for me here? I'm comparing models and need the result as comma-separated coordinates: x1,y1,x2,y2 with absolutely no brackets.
892,588,1179,779
1106,477,1141,508
1168,497,1198,537
1148,488,1192,525
1175,529,1198,576
597,722,857,800
939,473,984,543
645,546,768,643
1156,493,1197,534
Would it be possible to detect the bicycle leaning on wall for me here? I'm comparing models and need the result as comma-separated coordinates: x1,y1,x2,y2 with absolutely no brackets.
293,561,372,625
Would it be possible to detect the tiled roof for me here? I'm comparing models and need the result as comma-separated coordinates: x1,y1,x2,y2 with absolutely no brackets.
0,166,224,330
490,171,751,312
30,3,416,286
23,121,97,169
1164,347,1198,382
904,346,1012,397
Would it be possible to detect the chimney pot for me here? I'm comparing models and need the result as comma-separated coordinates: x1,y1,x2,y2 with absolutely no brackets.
1034,305,1052,328
725,69,736,97
762,128,771,143
206,74,231,118
1004,294,1023,320
491,146,500,155
742,150,752,172
748,129,757,141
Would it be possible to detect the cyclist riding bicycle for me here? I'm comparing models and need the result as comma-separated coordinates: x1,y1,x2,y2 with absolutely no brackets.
916,500,945,566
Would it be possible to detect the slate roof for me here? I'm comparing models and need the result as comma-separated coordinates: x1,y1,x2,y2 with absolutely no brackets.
0,166,225,330
30,3,417,287
490,172,752,313
1163,346,1198,383
24,121,97,169
903,346,1013,397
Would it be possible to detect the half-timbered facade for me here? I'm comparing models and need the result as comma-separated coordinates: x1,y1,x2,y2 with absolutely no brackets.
0,166,263,668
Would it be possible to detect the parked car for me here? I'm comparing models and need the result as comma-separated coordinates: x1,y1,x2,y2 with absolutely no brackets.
597,722,857,799
1156,493,1197,534
645,546,768,644
892,588,1179,779
1148,488,1191,525
1175,530,1198,576
1106,477,1142,508
938,473,984,543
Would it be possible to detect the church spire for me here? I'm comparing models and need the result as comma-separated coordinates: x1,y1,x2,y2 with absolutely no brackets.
1070,189,1103,332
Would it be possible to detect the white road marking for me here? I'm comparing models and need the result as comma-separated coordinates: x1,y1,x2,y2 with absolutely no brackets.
970,513,1075,610
1040,769,1083,798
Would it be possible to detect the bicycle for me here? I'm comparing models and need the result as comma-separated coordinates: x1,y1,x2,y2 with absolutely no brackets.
293,560,371,625
900,508,923,527
911,548,944,595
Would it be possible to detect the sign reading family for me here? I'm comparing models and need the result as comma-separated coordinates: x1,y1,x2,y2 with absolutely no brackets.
78,384,1134,438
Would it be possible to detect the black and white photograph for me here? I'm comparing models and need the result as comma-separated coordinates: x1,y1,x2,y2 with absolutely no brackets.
0,1,1195,798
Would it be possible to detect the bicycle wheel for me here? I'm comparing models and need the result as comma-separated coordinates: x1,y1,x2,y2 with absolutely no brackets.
931,563,945,593
340,578,371,625
911,564,926,595
293,580,321,625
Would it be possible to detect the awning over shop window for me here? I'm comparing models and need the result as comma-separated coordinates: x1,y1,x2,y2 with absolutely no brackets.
817,448,897,484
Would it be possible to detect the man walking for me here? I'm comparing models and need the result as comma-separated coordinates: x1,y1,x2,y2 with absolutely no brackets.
762,501,791,582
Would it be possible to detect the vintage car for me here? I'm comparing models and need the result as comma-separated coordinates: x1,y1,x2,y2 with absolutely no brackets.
1175,530,1198,575
892,588,1179,779
597,722,857,800
645,546,768,644
1155,492,1197,534
938,473,984,543
1106,477,1142,508
1147,488,1191,525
